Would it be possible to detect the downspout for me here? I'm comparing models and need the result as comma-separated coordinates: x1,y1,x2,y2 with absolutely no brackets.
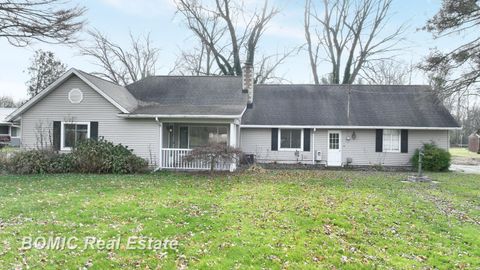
154,117,162,172
312,128,316,165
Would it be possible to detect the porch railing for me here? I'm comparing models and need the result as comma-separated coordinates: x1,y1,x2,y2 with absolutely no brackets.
161,148,230,170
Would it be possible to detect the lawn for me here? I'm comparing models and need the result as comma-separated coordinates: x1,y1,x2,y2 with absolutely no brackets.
450,147,479,158
0,171,479,269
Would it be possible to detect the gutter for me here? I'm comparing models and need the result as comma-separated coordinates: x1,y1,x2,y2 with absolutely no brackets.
240,125,462,130
118,113,244,119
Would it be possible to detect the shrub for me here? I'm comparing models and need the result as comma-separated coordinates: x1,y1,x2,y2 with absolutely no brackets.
185,143,242,174
7,150,59,174
5,139,148,174
49,153,75,174
71,139,148,174
411,143,451,172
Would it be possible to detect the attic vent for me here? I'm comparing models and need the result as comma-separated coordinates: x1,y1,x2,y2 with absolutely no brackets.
68,88,83,104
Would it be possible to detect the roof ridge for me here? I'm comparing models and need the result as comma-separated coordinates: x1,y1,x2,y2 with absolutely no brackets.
75,69,125,87
256,84,430,87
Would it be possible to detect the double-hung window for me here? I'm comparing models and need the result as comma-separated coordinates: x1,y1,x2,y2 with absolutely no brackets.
61,122,90,150
279,129,303,150
383,129,400,152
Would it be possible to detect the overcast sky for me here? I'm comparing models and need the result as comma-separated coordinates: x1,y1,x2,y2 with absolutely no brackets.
0,0,457,102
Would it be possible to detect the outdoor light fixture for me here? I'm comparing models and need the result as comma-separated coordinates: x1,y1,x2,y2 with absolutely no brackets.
352,131,357,140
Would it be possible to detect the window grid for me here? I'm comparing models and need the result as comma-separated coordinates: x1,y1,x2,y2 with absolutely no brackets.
329,133,339,149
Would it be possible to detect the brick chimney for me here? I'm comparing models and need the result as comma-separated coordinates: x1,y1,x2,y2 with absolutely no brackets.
242,62,254,108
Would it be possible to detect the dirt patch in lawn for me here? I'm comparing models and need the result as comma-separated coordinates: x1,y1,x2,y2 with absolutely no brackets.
452,156,480,166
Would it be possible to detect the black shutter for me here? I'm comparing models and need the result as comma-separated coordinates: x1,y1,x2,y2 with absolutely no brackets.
90,122,99,141
303,129,311,151
271,128,278,151
375,129,383,152
401,129,408,153
53,121,61,151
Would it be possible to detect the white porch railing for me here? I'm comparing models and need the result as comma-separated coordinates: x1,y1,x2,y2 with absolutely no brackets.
160,148,231,170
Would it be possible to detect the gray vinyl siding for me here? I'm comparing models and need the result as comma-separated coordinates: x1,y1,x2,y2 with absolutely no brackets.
240,128,314,164
341,129,449,166
20,75,159,165
240,128,449,166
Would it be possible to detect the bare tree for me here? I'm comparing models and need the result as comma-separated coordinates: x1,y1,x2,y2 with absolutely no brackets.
80,30,160,85
254,47,301,84
175,0,278,76
170,42,217,75
360,59,414,85
304,0,405,84
0,0,85,47
0,96,17,108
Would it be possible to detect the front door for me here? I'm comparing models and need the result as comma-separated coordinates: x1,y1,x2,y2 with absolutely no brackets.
327,131,342,166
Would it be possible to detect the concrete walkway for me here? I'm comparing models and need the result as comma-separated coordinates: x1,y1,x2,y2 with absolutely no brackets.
450,164,480,175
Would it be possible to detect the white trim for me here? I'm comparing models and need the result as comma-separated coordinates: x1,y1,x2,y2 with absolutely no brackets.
60,121,90,151
6,69,129,121
118,113,242,119
278,128,304,151
240,125,461,130
68,88,84,104
327,130,342,166
10,126,20,138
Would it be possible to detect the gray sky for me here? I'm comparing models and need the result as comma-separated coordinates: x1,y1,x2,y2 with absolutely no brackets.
0,0,458,102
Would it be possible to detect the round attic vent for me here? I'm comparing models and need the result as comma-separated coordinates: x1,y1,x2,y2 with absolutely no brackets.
68,88,83,104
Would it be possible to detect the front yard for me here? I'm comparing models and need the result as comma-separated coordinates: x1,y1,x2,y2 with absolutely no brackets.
0,171,479,269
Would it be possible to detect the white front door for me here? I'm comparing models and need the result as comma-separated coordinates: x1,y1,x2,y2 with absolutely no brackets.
327,131,342,166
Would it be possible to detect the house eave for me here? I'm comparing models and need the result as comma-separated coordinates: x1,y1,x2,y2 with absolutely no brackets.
118,113,243,119
5,68,130,121
240,124,462,130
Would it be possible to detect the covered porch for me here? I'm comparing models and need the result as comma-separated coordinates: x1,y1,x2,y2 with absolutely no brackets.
158,120,240,171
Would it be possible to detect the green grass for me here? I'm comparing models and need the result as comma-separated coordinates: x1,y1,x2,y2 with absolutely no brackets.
0,146,19,154
450,147,479,158
0,171,479,269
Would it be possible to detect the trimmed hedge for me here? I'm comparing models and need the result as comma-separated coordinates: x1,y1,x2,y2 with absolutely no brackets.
411,143,451,172
5,139,148,174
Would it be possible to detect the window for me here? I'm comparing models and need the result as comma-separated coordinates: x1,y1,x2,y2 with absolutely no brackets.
383,129,400,152
189,126,228,148
329,133,340,149
68,88,83,103
61,122,90,150
10,127,19,138
0,126,9,135
279,129,302,150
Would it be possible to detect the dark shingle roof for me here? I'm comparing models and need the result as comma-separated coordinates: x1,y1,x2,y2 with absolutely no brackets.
241,85,460,127
77,70,138,112
126,76,247,116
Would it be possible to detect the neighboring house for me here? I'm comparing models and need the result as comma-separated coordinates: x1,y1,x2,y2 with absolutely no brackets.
0,108,21,147
468,130,480,153
5,66,460,170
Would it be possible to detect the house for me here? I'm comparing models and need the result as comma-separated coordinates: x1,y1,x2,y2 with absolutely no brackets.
0,108,21,147
468,130,480,154
5,65,460,170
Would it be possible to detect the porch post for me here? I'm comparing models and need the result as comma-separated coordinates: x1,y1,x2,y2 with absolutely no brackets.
158,122,163,169
229,123,237,172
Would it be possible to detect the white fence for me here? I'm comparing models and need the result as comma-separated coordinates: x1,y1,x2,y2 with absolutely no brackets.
160,148,231,170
